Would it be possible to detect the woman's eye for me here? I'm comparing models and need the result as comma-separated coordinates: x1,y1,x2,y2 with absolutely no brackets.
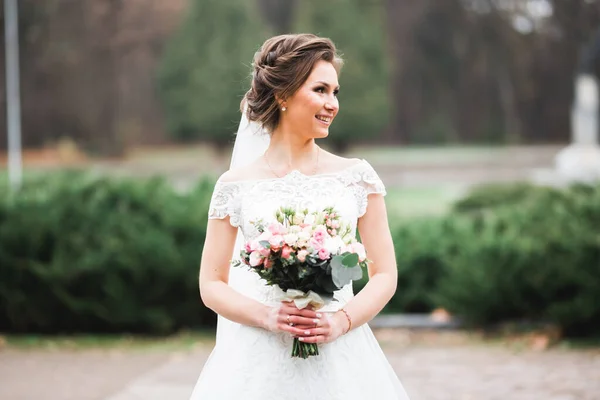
315,87,325,93
333,89,339,96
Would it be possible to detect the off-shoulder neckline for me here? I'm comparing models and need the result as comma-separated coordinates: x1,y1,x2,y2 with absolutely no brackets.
217,158,369,185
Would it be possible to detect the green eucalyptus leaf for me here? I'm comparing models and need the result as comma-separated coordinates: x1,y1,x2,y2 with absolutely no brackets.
342,253,359,268
332,263,363,288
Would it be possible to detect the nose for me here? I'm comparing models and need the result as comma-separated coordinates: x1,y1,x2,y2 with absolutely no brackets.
324,100,338,113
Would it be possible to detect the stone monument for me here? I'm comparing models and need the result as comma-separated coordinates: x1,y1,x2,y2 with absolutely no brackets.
554,73,600,182
549,27,600,184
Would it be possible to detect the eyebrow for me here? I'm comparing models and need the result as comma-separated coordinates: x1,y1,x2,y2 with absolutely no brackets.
313,80,340,90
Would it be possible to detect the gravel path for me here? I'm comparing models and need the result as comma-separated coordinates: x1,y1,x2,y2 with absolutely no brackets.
0,348,170,400
1,330,599,400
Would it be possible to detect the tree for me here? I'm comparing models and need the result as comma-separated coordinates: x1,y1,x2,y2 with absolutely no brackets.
157,0,269,147
258,0,298,34
0,0,182,154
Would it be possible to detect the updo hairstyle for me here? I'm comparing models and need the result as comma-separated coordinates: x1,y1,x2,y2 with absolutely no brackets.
241,34,343,134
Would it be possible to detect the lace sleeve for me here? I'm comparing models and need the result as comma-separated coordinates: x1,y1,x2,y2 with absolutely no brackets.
352,160,387,217
208,180,243,227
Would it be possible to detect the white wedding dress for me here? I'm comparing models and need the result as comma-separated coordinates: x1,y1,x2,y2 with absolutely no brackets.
189,159,411,400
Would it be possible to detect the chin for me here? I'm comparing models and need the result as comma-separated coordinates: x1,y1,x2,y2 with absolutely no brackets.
313,130,329,139
311,125,330,139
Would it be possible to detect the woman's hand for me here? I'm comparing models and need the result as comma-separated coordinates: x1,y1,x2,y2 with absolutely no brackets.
262,302,322,337
297,310,350,344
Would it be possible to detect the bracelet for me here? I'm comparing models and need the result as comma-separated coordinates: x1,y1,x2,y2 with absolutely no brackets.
339,308,352,334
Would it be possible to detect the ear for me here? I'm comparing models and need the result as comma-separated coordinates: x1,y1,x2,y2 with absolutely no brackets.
274,93,287,109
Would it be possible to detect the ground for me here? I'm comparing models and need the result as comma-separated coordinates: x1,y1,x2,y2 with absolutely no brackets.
1,330,598,400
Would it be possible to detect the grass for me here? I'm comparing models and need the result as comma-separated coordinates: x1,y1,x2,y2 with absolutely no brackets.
347,145,500,165
385,185,465,222
345,144,559,166
3,330,216,352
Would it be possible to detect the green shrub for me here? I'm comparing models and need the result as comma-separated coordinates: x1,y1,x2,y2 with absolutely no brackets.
3,174,599,338
376,217,462,313
436,183,600,337
0,172,216,334
452,181,550,213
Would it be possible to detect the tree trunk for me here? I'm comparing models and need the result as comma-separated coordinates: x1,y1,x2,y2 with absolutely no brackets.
383,0,430,143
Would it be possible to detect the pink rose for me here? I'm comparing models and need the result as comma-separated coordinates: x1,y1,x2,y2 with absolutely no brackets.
258,231,272,242
259,246,270,257
245,242,252,253
269,235,284,251
248,240,260,252
281,245,293,260
268,222,286,236
249,251,263,267
309,238,322,251
297,249,309,263
264,257,274,269
318,248,330,260
312,226,328,244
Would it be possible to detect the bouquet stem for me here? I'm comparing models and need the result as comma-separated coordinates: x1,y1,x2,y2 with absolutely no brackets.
292,338,319,359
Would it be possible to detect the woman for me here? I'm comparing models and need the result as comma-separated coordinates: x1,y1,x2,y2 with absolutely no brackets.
190,33,411,400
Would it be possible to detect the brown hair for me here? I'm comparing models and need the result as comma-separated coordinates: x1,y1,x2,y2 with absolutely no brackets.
242,34,343,134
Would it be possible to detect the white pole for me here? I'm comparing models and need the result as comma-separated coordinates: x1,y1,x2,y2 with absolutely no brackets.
4,0,22,190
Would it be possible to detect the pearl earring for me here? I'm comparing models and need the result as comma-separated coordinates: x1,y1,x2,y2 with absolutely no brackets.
281,106,287,111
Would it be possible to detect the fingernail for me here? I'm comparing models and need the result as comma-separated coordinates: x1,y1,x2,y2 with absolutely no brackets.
313,319,319,324
299,337,305,341
305,330,310,335
316,313,322,318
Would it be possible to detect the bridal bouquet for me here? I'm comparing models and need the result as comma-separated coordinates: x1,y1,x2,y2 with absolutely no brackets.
232,206,369,359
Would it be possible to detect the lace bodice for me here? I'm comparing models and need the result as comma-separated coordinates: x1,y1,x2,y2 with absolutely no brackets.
207,159,386,311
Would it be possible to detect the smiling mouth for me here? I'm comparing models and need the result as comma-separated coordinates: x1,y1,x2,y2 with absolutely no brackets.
315,115,332,124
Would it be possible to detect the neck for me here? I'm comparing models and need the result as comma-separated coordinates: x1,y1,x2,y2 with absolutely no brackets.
266,127,319,171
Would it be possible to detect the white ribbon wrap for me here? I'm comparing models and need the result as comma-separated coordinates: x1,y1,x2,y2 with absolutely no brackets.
273,287,332,310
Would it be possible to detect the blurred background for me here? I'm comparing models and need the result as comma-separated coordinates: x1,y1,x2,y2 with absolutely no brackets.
1,1,600,399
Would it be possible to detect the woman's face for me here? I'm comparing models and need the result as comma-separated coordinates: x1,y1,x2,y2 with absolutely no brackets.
280,60,340,139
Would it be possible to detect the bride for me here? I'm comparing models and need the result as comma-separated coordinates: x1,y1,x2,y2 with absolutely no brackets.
190,33,411,400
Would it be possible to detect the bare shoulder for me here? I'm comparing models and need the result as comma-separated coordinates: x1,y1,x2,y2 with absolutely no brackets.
318,149,363,173
217,157,272,183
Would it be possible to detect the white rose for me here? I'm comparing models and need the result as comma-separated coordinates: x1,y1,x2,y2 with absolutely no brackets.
297,231,311,241
324,236,344,255
292,213,304,225
283,233,299,247
290,225,302,234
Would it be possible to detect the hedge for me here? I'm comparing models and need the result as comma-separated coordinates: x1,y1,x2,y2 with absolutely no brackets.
0,172,215,334
1,175,599,337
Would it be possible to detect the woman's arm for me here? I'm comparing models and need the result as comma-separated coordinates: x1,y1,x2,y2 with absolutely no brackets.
199,216,270,328
341,193,397,328
199,215,320,333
